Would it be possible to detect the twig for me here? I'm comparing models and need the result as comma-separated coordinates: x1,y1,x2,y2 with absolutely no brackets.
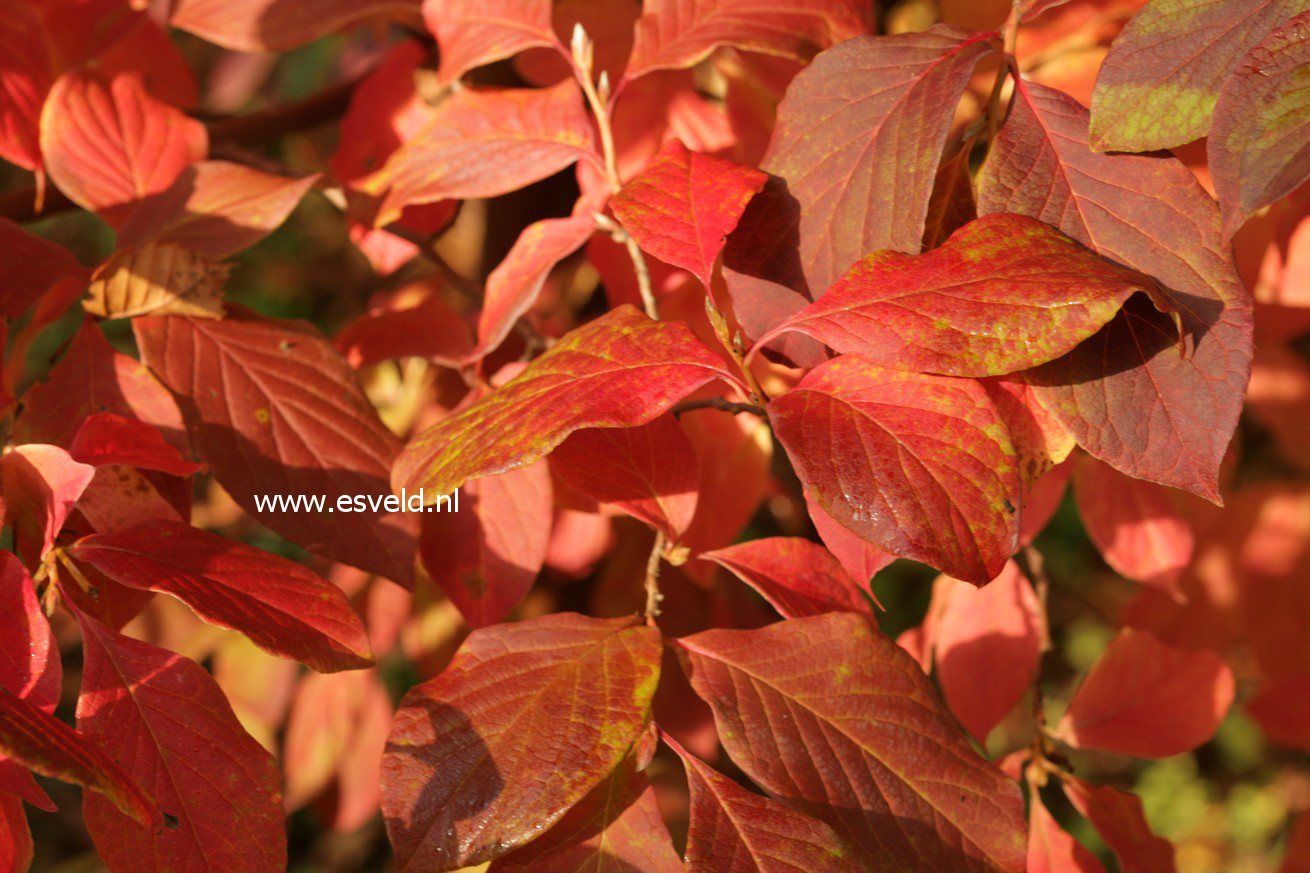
644,531,667,626
983,1,1023,146
671,397,767,418
570,25,658,320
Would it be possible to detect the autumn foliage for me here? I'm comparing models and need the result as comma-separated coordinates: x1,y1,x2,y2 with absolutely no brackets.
3,0,1310,871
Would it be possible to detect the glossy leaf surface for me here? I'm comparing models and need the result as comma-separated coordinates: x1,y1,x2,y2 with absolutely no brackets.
69,520,374,672
757,213,1152,376
394,305,737,499
382,613,661,871
769,355,1019,584
677,613,1027,871
701,537,874,619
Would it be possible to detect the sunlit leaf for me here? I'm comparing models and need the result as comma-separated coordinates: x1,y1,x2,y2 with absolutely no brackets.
84,243,228,320
701,537,876,619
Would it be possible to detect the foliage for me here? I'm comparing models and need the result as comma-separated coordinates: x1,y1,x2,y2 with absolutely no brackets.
1,0,1309,871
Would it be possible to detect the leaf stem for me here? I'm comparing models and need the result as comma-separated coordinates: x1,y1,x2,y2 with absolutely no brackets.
671,397,767,418
644,531,667,626
571,25,659,320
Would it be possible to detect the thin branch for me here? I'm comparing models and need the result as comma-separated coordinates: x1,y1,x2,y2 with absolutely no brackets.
644,531,667,626
671,397,767,418
570,25,658,320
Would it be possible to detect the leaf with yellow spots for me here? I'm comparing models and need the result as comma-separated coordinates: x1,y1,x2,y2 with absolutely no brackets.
382,613,661,871
84,243,228,320
769,355,1020,584
753,213,1155,377
675,612,1027,871
68,520,374,672
1088,0,1309,152
393,305,741,500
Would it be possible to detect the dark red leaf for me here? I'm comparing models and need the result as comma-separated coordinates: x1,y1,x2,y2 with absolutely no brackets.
0,794,33,873
77,614,285,872
393,305,740,500
804,492,895,585
424,0,558,86
0,3,49,173
0,219,89,321
134,309,419,585
665,731,865,873
676,613,1027,871
722,26,994,353
68,520,374,672
0,554,59,812
334,284,474,369
69,413,203,476
977,78,1252,502
1088,0,1302,151
701,537,876,619
1056,628,1234,757
1072,455,1193,598
118,161,320,259
490,756,682,872
1062,776,1177,873
932,561,1043,742
40,70,207,221
1209,11,1310,239
382,613,662,870
769,355,1020,584
355,80,600,227
610,138,766,290
170,0,421,52
420,462,552,628
0,687,157,828
625,0,872,80
756,213,1152,376
549,414,698,540
1247,675,1310,749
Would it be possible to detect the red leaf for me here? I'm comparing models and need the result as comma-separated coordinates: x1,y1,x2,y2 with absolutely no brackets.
14,321,185,452
68,520,374,672
0,794,33,873
758,213,1152,377
0,3,49,173
0,687,157,828
804,492,895,585
0,554,59,812
980,375,1075,483
1283,811,1310,873
1019,458,1073,546
1088,0,1301,151
0,444,95,564
334,284,474,369
610,138,766,290
356,80,599,228
1247,675,1310,749
474,213,595,360
1209,11,1310,239
676,404,773,562
768,355,1020,584
69,413,204,476
0,219,89,321
932,561,1043,742
1028,792,1106,873
382,613,661,870
664,731,865,873
76,614,285,872
977,79,1251,502
1056,628,1234,757
40,70,207,221
170,0,421,52
701,537,876,619
424,0,558,86
722,26,994,353
1062,776,1177,873
134,309,419,585
625,0,872,80
676,613,1026,871
490,756,682,872
393,305,739,499
331,40,437,186
118,161,320,259
1072,455,1193,598
549,414,698,540
420,462,552,628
